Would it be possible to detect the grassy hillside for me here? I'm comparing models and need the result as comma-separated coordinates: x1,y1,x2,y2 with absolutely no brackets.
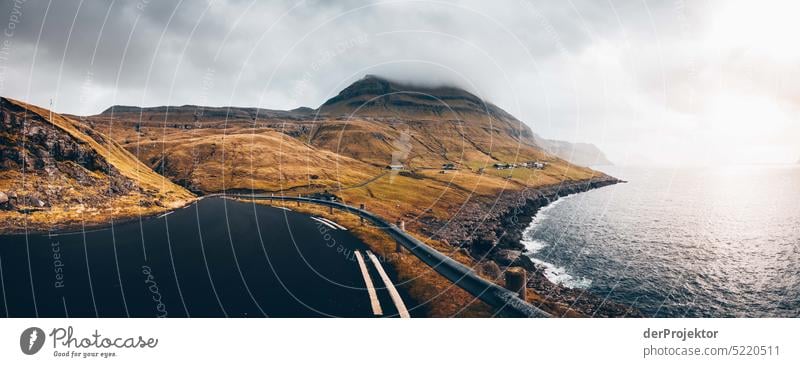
108,125,380,193
0,97,194,233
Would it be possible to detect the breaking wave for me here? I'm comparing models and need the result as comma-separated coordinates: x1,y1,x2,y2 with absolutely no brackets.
529,256,593,289
519,195,591,289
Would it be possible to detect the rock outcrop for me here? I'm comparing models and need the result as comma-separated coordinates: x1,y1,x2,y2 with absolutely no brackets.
0,97,194,233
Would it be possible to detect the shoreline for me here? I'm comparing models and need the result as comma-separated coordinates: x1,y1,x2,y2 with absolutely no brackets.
507,178,643,317
493,176,642,317
418,174,642,317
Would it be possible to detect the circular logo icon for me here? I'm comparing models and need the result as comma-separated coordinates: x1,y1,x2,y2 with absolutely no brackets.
20,327,46,355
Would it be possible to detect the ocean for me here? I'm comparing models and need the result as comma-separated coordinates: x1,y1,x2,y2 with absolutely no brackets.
521,165,800,317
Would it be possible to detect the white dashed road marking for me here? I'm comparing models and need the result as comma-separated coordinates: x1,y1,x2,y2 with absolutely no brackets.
355,250,383,316
367,250,410,318
317,217,347,230
311,217,337,230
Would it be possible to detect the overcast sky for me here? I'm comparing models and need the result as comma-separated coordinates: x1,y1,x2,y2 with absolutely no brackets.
1,0,798,165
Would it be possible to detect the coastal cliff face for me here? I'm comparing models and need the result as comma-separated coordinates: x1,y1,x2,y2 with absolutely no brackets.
533,137,614,167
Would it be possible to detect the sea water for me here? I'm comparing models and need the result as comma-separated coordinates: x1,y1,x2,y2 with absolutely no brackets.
521,165,800,317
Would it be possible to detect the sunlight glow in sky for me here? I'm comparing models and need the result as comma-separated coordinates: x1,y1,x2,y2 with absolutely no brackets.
693,0,800,165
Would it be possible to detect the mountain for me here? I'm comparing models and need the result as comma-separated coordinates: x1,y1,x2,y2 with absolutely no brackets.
309,75,546,168
89,76,596,191
0,97,194,232
98,104,313,123
315,75,616,167
532,137,613,166
318,75,525,126
318,75,613,167
86,75,606,232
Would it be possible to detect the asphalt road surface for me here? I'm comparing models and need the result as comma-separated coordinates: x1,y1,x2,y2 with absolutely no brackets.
0,197,416,317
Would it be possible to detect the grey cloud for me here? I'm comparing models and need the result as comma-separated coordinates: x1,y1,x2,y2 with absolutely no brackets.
1,0,798,164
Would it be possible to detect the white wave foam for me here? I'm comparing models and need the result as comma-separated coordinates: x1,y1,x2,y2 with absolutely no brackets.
521,239,549,253
529,257,592,289
518,194,591,289
520,195,570,244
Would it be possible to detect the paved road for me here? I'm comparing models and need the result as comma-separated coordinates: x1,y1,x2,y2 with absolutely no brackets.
230,194,552,318
0,197,414,317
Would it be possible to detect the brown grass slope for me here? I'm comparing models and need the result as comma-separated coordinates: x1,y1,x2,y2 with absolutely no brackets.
113,126,380,193
0,97,194,233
